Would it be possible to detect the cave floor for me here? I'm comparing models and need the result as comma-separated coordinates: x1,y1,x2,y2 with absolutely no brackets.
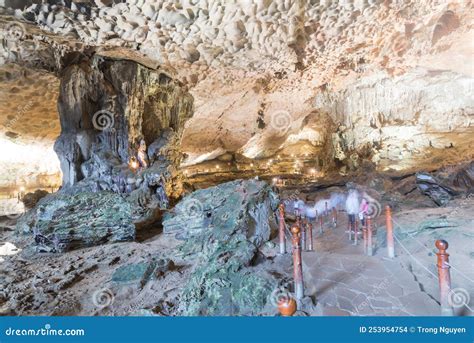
1,195,473,316
280,199,474,316
299,217,441,316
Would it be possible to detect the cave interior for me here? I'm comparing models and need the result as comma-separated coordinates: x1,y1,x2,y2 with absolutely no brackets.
0,0,472,317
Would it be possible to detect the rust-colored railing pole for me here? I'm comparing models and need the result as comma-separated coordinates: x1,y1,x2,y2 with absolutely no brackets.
295,210,302,248
278,203,286,254
436,240,454,316
366,216,373,256
307,220,313,251
291,224,304,300
354,218,359,245
362,226,368,254
301,217,307,251
385,205,395,258
332,207,337,228
348,216,352,241
278,297,297,317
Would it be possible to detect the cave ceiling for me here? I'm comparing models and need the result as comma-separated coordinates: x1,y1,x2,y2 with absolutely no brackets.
0,0,473,190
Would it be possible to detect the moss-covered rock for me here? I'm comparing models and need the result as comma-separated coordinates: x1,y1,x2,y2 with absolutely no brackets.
163,179,279,316
17,191,135,252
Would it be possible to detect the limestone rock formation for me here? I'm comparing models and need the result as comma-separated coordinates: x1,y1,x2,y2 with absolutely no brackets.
163,179,279,315
16,191,135,252
21,189,48,209
416,161,474,206
2,29,193,251
1,1,473,184
55,55,193,191
0,1,473,320
163,179,279,244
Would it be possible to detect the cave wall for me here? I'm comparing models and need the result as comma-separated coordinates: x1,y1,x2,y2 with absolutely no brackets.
314,69,474,172
54,55,193,187
0,13,195,208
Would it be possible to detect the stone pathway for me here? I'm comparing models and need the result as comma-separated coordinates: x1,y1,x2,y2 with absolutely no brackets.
297,214,441,316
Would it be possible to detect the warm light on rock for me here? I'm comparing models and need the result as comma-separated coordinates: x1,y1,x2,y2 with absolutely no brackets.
129,157,139,171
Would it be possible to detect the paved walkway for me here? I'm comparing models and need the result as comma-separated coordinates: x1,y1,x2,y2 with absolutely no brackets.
297,214,441,316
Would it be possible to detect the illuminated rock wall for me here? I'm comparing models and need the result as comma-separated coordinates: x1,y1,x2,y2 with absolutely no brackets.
55,55,193,189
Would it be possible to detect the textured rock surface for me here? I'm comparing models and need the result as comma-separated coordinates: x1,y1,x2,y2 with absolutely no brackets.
0,1,472,319
163,179,278,242
163,179,279,315
54,57,193,233
111,257,173,288
0,44,194,251
56,56,190,180
416,161,474,206
16,191,135,252
0,12,92,190
21,189,48,209
1,1,473,187
0,62,60,192
2,177,472,316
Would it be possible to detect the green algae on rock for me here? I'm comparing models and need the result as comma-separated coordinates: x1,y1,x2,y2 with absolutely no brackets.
17,191,135,253
163,179,279,315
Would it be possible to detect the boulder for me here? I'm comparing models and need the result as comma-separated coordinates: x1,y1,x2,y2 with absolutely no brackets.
163,179,279,315
416,161,474,206
416,173,453,206
17,191,135,253
163,179,279,244
21,189,49,209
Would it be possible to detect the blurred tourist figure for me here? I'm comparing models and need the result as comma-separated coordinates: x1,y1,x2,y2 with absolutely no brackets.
345,188,360,234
